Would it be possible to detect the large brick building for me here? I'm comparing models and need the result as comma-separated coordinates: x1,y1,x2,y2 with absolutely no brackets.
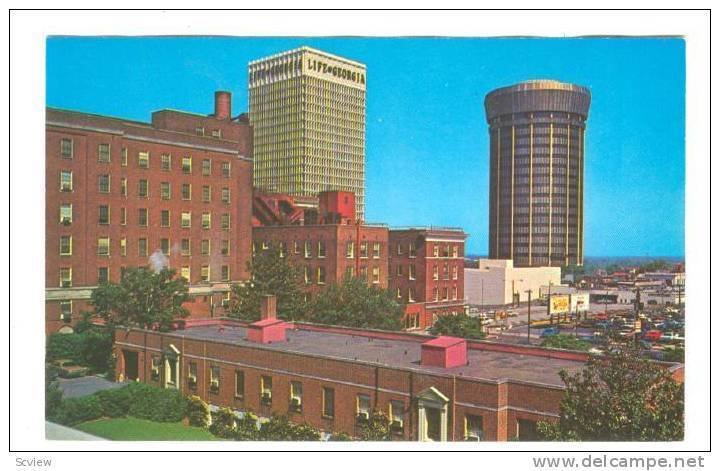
252,192,388,300
45,92,253,334
388,228,468,330
114,298,685,441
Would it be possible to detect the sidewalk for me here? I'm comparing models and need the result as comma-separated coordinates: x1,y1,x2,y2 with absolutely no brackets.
45,421,105,441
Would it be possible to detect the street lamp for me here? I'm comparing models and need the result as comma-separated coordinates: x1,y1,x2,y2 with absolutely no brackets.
526,289,533,345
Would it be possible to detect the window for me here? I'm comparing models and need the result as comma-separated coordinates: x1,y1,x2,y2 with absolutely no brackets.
98,174,110,193
360,242,368,258
161,154,171,171
443,287,449,301
201,239,210,255
96,204,110,224
60,300,73,322
202,159,212,176
181,212,191,228
408,288,416,303
138,179,149,198
201,265,210,282
432,265,438,281
359,266,368,280
303,266,311,284
452,246,459,258
346,241,355,258
304,241,312,258
322,387,335,418
211,129,221,139
452,266,458,280
60,138,73,159
97,143,111,163
180,266,190,281
150,356,160,381
59,268,72,287
223,292,231,308
160,210,170,228
464,415,483,441
120,207,127,225
372,267,380,284
396,265,403,277
433,287,439,302
160,182,171,200
408,242,417,258
202,185,211,202
221,187,230,204
209,366,220,393
120,238,127,257
202,213,211,229
443,245,450,258
260,376,272,405
390,400,405,432
234,370,244,399
317,266,326,284
195,127,205,137
121,148,128,166
98,237,110,257
138,238,148,257
138,151,149,169
188,362,198,389
345,266,354,279
98,267,109,284
160,238,170,256
396,243,403,256
181,239,191,256
317,241,326,258
373,243,381,258
221,265,230,281
59,204,72,225
517,419,539,441
433,245,439,257
221,214,230,230
60,171,73,191
182,157,192,174
294,241,301,255
222,161,231,178
409,264,417,281
356,394,371,423
443,264,449,280
59,236,72,256
182,183,192,200
290,381,302,412
396,287,402,299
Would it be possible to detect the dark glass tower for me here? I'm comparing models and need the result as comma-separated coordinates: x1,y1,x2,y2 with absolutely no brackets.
485,80,591,267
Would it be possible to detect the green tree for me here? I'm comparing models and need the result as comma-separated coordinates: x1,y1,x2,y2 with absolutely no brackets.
229,245,304,322
429,313,486,340
358,410,392,441
540,334,591,351
45,364,63,420
663,347,685,363
537,348,684,441
91,267,189,331
304,276,404,330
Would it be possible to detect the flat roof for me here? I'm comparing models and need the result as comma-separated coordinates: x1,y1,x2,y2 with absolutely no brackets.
166,324,586,387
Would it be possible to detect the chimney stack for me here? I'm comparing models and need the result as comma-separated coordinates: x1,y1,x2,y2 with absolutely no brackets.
260,294,277,320
214,91,232,120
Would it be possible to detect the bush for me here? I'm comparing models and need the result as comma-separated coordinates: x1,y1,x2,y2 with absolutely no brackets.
209,407,238,439
259,414,321,441
52,395,103,426
126,382,187,422
45,365,63,420
46,333,86,363
234,412,260,440
328,431,352,441
81,329,114,373
186,396,211,428
95,387,133,418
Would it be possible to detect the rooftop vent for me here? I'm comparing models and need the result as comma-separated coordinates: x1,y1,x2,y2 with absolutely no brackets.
420,336,467,368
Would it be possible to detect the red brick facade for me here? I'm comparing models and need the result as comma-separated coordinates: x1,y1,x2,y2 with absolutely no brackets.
388,229,467,330
45,93,253,334
252,224,389,299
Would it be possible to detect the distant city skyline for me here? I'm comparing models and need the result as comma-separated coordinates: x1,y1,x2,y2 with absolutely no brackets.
46,36,685,257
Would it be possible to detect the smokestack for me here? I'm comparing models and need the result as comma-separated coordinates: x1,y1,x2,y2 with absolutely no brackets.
214,91,231,120
260,295,277,320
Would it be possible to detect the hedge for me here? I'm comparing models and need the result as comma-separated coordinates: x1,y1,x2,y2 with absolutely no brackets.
126,382,187,423
46,333,86,363
95,387,133,418
186,395,210,428
51,395,103,426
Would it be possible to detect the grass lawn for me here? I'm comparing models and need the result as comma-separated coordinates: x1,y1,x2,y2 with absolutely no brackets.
75,417,221,441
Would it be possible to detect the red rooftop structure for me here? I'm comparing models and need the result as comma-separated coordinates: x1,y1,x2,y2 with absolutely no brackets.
421,336,467,368
246,295,287,344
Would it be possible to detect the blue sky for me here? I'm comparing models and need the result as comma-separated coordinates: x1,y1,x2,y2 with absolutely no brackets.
47,37,685,257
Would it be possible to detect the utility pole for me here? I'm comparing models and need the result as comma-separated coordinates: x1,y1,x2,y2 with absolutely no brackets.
547,281,553,325
526,289,533,345
634,287,641,347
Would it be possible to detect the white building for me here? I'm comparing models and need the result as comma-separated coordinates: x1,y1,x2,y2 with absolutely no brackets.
465,259,561,307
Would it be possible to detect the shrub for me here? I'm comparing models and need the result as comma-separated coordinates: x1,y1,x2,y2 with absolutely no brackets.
234,411,260,440
46,333,86,363
126,382,187,422
80,328,114,373
94,387,133,418
45,365,63,420
328,431,352,441
52,395,103,426
186,395,211,428
209,407,238,439
358,410,392,441
259,414,321,441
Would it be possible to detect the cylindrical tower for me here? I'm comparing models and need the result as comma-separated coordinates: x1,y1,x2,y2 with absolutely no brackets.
485,80,591,267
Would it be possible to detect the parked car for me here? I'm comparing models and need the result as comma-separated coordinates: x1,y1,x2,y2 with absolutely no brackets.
540,327,560,338
643,330,663,342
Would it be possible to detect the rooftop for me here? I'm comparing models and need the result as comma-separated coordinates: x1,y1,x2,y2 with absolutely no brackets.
164,322,589,388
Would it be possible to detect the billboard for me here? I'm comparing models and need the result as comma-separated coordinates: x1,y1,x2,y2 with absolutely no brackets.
549,295,570,315
570,293,590,313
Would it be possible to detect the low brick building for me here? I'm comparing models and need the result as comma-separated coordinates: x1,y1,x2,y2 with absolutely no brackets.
112,297,683,441
388,228,468,330
46,92,253,334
